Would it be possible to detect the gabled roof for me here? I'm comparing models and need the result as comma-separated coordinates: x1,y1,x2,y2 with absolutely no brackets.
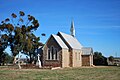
52,34,68,49
58,32,83,49
81,47,93,55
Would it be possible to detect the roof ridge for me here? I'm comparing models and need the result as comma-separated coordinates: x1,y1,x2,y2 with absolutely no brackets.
58,31,83,49
52,34,68,49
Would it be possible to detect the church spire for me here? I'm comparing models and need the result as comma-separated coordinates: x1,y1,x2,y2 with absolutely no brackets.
70,20,75,37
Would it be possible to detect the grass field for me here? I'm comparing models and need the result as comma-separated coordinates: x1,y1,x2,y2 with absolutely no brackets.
0,66,120,80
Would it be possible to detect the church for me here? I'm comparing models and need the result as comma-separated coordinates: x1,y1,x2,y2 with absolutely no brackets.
42,21,93,68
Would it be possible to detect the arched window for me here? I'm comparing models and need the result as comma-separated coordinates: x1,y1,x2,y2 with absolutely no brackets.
75,52,77,60
48,49,50,60
51,46,54,60
55,49,58,60
47,46,58,60
79,53,80,60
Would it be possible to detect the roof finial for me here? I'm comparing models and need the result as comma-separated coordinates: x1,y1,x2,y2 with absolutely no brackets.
70,20,75,37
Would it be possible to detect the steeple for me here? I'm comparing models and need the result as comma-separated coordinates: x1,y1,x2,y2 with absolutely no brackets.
70,20,75,37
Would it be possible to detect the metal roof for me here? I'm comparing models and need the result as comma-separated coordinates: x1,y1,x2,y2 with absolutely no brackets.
52,34,68,49
58,32,83,49
81,47,93,55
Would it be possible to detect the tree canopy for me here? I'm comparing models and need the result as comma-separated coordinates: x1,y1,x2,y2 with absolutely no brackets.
108,56,114,62
93,52,108,65
0,11,40,64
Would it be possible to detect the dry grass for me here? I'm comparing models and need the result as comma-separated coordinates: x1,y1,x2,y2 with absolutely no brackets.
0,66,120,80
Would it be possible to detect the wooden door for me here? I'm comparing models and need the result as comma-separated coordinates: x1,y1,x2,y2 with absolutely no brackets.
82,55,90,66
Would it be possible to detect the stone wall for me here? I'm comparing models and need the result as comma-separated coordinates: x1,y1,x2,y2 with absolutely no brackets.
72,49,82,67
43,36,62,67
62,49,69,67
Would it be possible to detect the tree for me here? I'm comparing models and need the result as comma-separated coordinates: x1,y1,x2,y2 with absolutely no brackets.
0,11,40,67
0,25,9,65
0,32,9,60
0,52,6,66
108,56,114,62
0,52,12,66
4,53,13,64
93,52,108,65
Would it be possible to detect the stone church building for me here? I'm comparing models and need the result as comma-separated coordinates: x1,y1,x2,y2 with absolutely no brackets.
42,21,93,68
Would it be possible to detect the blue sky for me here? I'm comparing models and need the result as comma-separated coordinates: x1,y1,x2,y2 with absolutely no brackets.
0,0,120,57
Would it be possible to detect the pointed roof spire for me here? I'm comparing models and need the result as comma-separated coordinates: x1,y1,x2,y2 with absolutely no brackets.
70,20,75,37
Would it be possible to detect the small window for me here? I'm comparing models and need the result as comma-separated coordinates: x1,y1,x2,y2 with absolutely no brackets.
79,53,80,60
55,49,58,60
51,46,54,60
76,52,77,60
48,49,50,60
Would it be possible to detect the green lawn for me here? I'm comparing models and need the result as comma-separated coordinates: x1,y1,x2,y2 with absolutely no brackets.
0,66,120,80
